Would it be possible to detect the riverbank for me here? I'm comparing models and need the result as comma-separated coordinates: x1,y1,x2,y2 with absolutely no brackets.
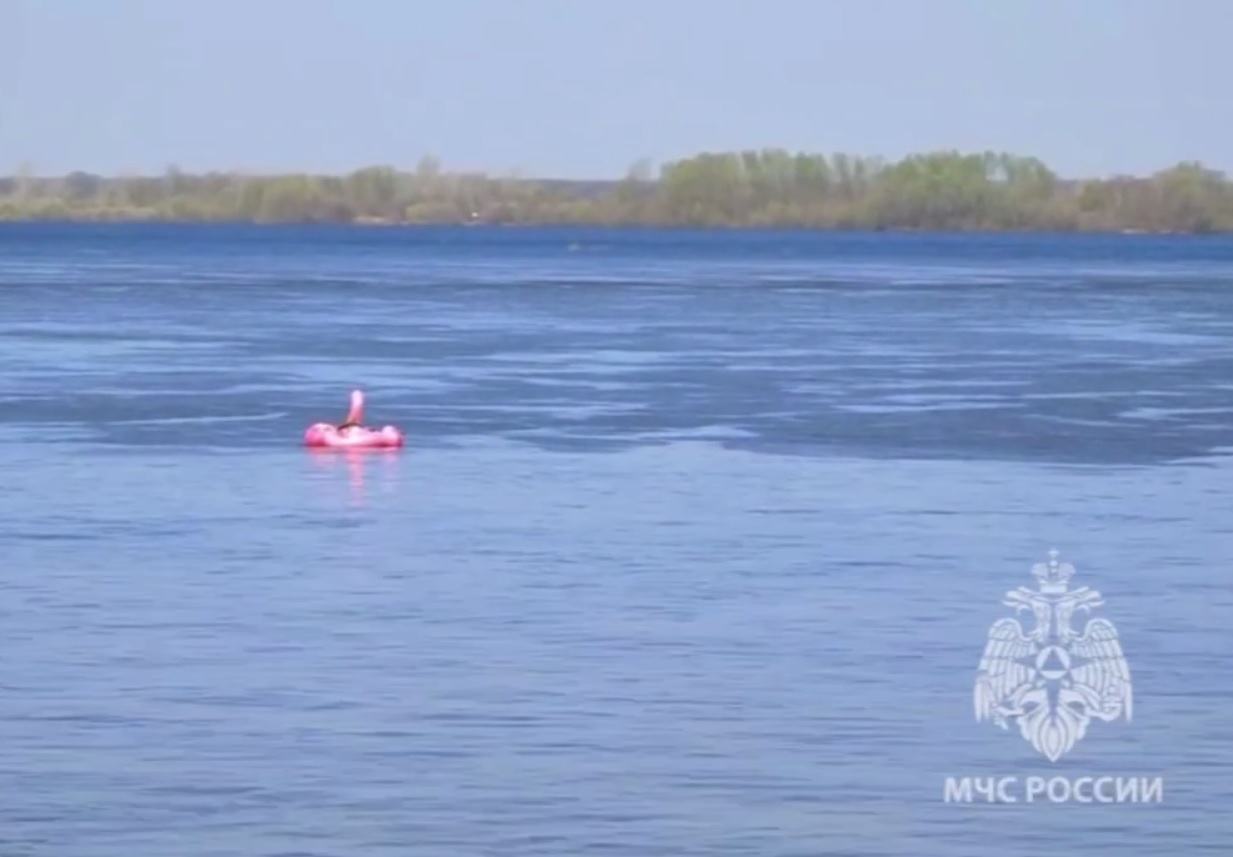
2,149,1231,233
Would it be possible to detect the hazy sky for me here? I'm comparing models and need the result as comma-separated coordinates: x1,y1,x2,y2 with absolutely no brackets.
2,0,1228,178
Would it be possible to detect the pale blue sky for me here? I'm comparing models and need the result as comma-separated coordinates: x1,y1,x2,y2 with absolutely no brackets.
2,0,1228,179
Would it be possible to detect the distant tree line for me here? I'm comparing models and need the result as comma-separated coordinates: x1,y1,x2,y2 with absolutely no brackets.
1,150,1231,233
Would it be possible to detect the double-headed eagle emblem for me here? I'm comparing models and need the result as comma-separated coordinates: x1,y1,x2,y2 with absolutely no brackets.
974,550,1132,761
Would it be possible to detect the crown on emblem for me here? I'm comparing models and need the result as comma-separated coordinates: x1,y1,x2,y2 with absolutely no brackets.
1031,548,1075,594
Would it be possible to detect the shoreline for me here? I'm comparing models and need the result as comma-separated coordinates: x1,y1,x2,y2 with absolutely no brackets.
3,148,1231,234
0,217,1216,237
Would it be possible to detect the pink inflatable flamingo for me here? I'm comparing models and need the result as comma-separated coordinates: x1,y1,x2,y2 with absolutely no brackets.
304,389,404,449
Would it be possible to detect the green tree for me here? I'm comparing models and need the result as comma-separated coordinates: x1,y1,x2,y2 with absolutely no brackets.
2,148,1232,232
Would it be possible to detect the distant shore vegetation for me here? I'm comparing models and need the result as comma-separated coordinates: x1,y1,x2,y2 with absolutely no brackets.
1,150,1231,233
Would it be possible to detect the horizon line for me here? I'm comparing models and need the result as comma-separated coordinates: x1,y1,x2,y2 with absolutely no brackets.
4,149,1226,183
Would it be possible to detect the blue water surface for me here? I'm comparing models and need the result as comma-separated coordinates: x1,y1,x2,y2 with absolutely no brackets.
1,223,1231,856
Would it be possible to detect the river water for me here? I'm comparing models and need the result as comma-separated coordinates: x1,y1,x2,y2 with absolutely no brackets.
1,224,1231,855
